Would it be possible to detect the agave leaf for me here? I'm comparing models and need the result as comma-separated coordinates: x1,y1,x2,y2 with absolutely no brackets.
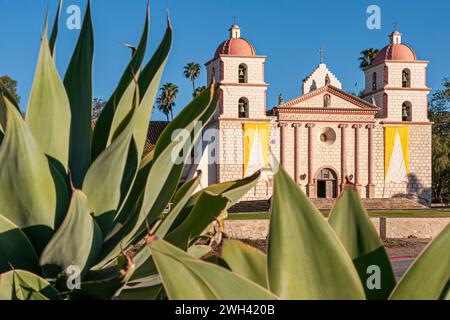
268,164,365,300
328,186,396,300
169,171,261,232
63,1,94,187
70,254,135,300
0,270,60,300
110,150,154,230
0,214,39,274
0,94,64,253
129,188,228,283
108,78,137,145
39,190,102,279
49,0,63,56
220,240,267,288
143,86,219,228
26,19,71,169
126,174,202,281
91,6,149,160
82,94,138,237
120,282,163,300
151,239,277,300
98,85,218,264
389,224,450,300
134,20,172,157
165,191,229,249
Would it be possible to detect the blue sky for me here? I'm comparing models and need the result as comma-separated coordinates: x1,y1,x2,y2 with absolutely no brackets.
0,0,449,120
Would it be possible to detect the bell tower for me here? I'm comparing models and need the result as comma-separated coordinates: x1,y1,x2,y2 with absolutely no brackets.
205,25,268,119
361,30,432,205
362,31,430,122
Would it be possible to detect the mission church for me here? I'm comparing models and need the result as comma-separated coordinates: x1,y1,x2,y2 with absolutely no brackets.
182,24,432,204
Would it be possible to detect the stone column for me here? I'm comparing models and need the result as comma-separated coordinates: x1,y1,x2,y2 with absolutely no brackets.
366,124,376,198
293,123,302,184
338,124,348,192
279,123,288,167
353,124,363,193
306,123,316,197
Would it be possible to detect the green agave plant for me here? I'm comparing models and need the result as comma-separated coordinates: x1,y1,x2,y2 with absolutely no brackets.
150,165,450,300
0,1,261,300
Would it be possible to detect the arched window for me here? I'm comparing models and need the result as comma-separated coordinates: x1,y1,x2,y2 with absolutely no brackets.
238,98,249,118
402,102,412,121
238,64,248,83
402,69,411,88
325,74,331,85
372,72,377,90
323,94,331,107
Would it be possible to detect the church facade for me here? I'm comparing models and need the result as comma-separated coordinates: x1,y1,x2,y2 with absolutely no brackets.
195,25,432,204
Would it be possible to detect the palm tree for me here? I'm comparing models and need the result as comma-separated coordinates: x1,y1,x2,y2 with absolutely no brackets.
156,83,179,121
194,86,207,97
444,79,450,98
183,62,201,97
358,48,379,70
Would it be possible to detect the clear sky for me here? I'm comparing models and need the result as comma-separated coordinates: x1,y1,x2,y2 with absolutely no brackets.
1,0,449,120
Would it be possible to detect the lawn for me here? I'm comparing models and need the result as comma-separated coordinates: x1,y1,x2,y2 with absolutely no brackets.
227,209,450,220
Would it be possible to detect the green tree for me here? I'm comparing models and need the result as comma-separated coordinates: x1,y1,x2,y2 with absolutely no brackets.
183,62,201,97
194,86,207,97
444,78,450,97
0,75,20,104
92,98,106,121
156,83,179,121
358,48,379,70
429,79,450,203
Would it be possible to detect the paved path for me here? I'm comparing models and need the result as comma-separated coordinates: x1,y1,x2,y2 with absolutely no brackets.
391,258,415,281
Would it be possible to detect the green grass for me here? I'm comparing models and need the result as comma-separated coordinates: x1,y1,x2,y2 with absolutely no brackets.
227,209,450,220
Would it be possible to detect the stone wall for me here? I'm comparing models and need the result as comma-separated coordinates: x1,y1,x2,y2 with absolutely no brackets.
224,218,449,240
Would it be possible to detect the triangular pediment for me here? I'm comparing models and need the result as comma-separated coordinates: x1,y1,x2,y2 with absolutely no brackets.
277,85,378,111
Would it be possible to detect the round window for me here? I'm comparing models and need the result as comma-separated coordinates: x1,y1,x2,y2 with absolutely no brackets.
318,127,336,146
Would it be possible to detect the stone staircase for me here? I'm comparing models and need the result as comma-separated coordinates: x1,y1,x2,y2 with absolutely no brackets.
229,198,428,213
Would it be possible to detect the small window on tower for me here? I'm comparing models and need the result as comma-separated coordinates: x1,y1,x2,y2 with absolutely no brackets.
402,102,412,121
372,72,377,90
402,69,411,88
324,94,331,107
238,98,249,118
238,64,248,83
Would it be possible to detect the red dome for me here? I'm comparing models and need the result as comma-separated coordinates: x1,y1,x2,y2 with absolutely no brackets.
373,32,417,63
214,25,256,58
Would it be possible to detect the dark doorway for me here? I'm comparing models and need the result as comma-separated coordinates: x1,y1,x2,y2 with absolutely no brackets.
317,180,327,198
315,168,338,198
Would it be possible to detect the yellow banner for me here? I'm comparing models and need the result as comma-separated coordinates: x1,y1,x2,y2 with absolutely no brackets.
243,123,269,177
385,126,409,180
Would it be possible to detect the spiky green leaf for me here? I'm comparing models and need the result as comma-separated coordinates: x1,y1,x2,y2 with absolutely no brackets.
49,0,63,56
328,187,396,299
0,215,39,274
0,270,60,300
63,1,94,187
98,85,218,264
133,21,172,157
0,94,65,253
220,240,267,288
151,239,277,300
83,96,138,237
39,190,102,279
26,20,71,169
91,6,149,160
268,164,365,299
